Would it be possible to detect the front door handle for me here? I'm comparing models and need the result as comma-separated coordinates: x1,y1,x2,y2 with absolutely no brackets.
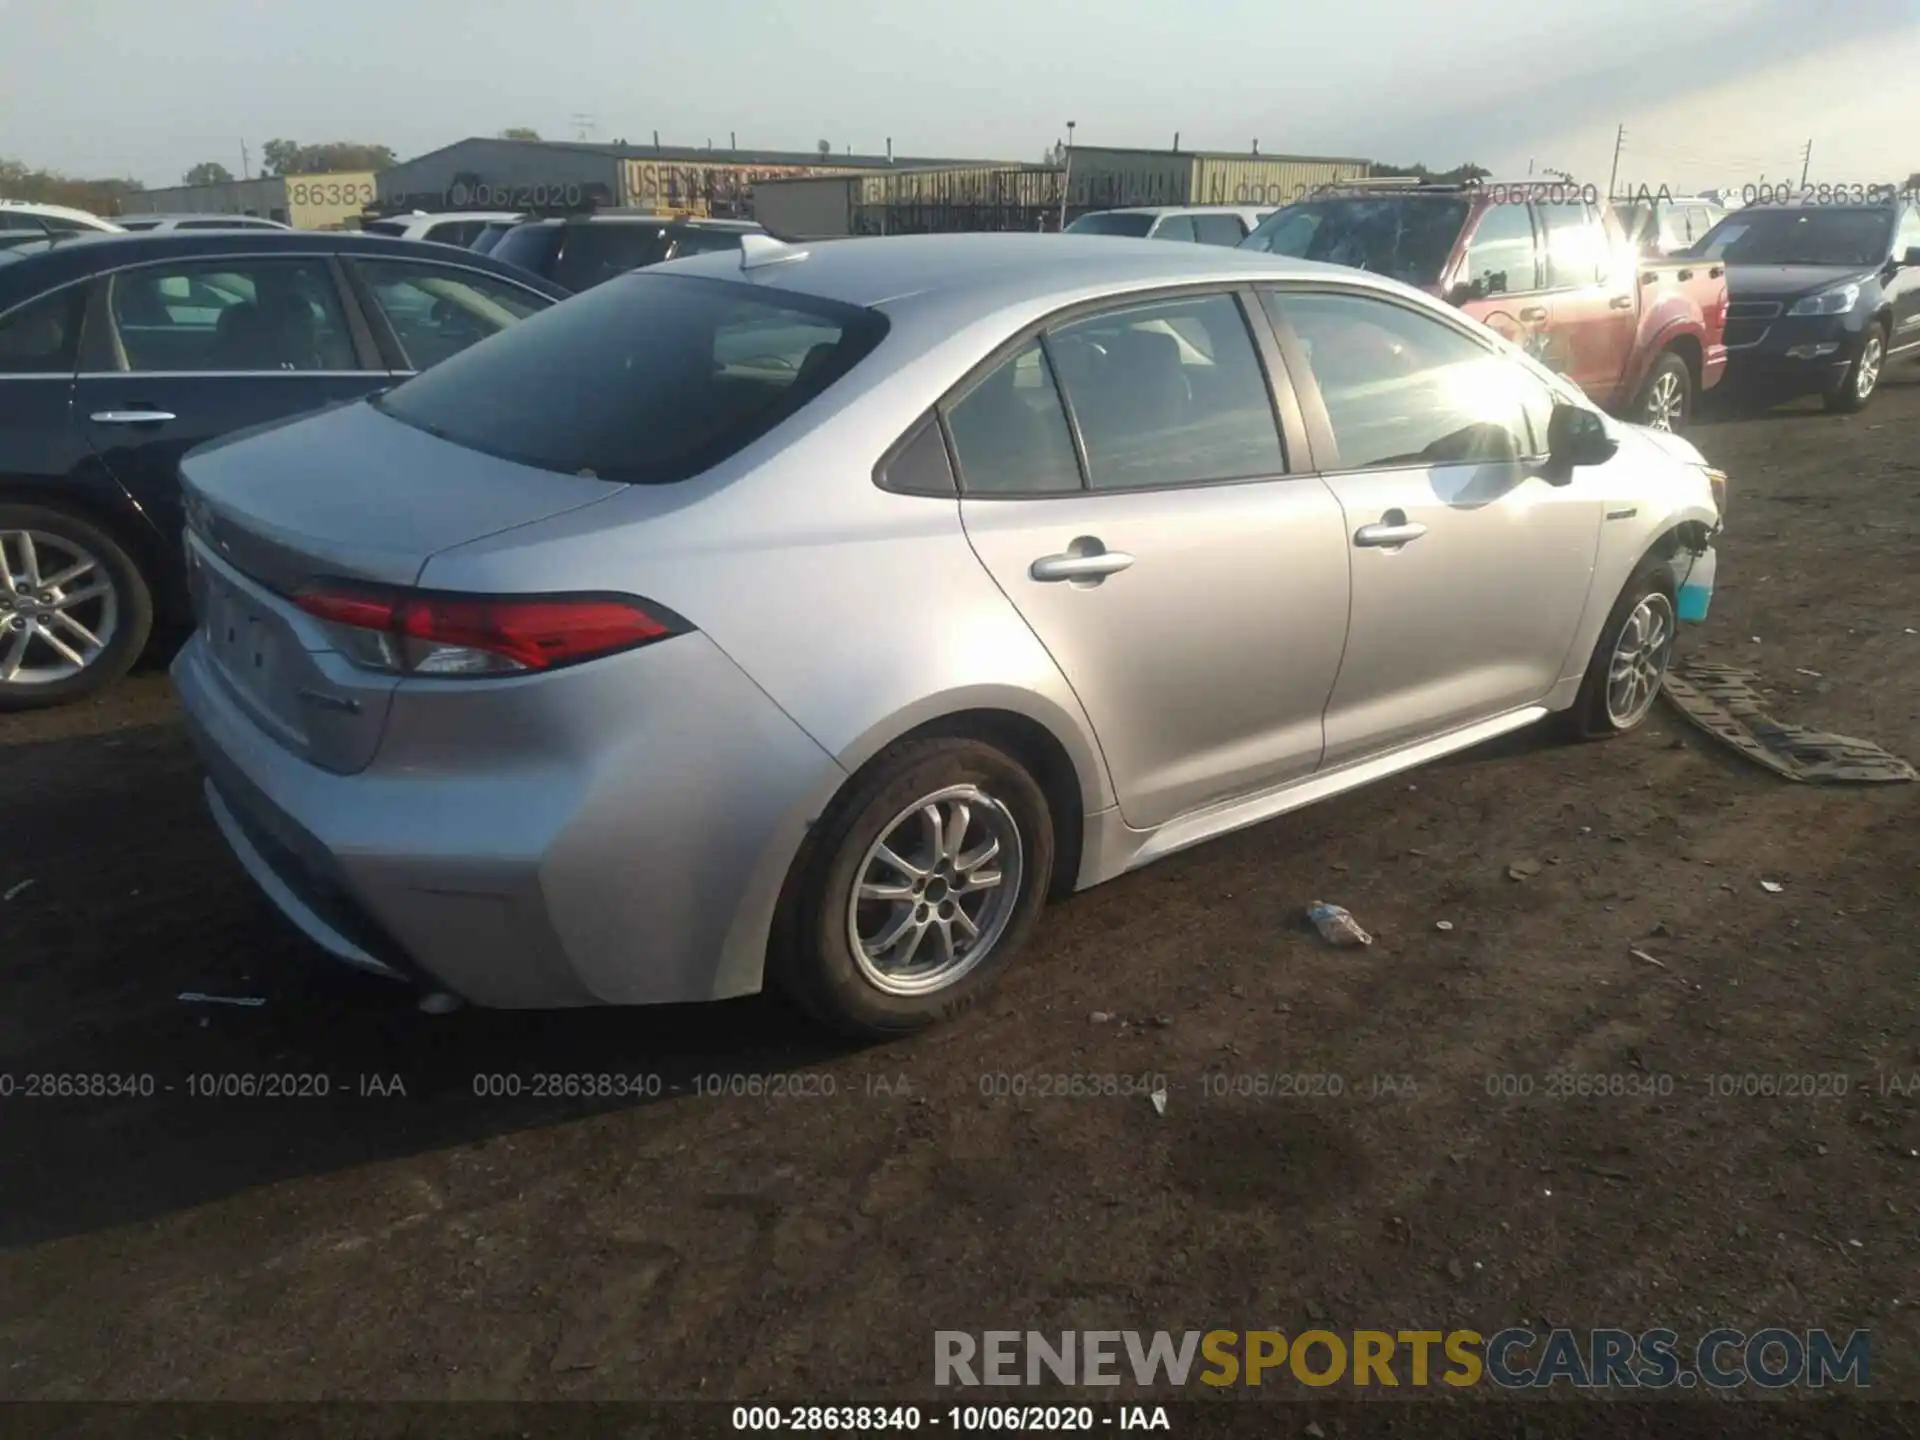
1518,306,1548,322
1030,548,1135,583
1354,517,1429,548
1609,294,1635,310
1677,267,1695,281
90,410,177,425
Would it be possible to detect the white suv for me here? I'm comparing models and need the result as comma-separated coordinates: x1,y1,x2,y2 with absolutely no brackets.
0,200,124,248
360,211,524,247
1064,206,1272,246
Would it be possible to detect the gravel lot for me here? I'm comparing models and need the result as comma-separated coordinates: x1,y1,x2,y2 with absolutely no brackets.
4,371,1920,1407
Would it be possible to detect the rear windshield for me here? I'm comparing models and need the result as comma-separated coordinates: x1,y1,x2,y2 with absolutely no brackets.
490,223,564,277
361,219,408,237
1240,196,1471,285
1689,208,1893,267
471,222,514,254
373,272,889,485
1066,212,1156,237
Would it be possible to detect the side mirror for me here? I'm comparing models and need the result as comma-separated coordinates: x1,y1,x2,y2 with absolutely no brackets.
1446,277,1485,305
1904,246,1920,268
1542,402,1617,484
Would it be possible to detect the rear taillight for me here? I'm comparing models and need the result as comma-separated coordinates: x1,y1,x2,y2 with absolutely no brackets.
295,585,682,677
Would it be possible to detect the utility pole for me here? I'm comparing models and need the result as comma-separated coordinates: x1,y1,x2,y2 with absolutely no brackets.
1058,120,1076,231
240,139,250,180
1799,139,1813,189
1606,123,1626,201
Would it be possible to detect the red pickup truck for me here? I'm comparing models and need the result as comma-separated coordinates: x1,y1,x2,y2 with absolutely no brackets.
1241,180,1729,431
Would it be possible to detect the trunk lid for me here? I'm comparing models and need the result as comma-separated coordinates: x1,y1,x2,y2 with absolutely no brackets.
180,397,624,774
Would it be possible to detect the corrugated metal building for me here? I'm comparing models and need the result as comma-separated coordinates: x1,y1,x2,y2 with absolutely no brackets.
374,137,1007,220
1066,146,1372,212
754,166,1054,237
115,172,379,228
754,146,1374,237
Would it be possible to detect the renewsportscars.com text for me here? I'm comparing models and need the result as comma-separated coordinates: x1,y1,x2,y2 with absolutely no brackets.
934,1328,1870,1390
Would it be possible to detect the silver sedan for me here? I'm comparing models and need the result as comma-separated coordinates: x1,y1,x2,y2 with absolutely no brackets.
172,233,1726,1035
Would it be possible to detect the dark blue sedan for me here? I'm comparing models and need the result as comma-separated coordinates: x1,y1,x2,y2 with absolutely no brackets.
0,228,569,708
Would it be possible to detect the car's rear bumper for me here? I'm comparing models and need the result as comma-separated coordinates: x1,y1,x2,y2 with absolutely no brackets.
173,627,847,1009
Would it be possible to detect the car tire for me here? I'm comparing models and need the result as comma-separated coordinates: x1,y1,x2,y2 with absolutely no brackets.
1631,352,1692,432
1562,560,1678,741
1824,323,1887,414
772,736,1055,1037
0,503,153,712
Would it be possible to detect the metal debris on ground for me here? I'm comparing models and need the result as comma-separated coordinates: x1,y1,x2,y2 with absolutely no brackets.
1507,858,1545,880
176,992,267,1008
1435,920,1455,931
1660,660,1918,784
1089,1010,1112,1024
1150,1084,1168,1116
1630,948,1669,970
3,879,33,902
1306,902,1372,947
1761,880,1785,894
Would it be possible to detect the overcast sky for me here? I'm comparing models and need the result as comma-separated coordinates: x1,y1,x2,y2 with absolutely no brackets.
3,0,1915,192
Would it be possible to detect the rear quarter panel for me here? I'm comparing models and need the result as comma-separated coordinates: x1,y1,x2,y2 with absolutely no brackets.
1627,257,1730,397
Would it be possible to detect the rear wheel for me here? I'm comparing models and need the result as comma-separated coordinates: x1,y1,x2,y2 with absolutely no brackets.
1563,561,1677,740
773,736,1054,1037
0,504,153,712
1632,352,1692,432
1824,324,1886,413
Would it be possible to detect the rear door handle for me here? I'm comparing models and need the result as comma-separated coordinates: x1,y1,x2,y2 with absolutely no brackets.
1518,306,1548,322
90,410,177,424
1609,295,1635,310
1354,520,1429,548
1677,267,1695,281
1030,549,1135,583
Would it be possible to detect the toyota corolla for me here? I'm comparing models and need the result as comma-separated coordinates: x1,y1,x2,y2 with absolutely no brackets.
172,232,1726,1035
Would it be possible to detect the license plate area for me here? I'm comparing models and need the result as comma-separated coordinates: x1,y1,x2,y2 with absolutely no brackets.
207,573,282,697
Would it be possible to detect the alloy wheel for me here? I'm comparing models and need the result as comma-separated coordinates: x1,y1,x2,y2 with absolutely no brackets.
1856,335,1883,400
1605,593,1675,729
0,530,119,686
846,784,1024,997
1644,371,1684,431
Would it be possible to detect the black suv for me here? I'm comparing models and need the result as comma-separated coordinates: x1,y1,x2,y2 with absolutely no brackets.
1689,195,1920,413
489,213,765,292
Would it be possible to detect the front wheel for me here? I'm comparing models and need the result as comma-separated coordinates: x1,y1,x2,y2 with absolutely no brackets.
1632,352,1692,432
0,505,154,712
1563,562,1678,740
772,736,1055,1037
1824,325,1886,413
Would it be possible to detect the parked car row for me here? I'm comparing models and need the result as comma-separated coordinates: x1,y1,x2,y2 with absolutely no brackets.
1076,179,1916,425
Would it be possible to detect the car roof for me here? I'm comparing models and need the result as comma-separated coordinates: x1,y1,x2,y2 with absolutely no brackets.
120,213,290,225
660,230,1415,313
0,200,123,229
517,213,763,229
1088,206,1264,217
367,211,525,224
0,228,572,311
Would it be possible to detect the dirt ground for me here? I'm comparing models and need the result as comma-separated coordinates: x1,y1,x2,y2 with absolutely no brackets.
4,370,1920,1411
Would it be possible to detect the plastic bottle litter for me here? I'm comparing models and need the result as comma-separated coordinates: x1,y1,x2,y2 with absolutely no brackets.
1307,902,1372,947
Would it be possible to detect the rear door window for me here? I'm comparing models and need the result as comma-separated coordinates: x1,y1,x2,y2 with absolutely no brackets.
1192,213,1247,247
374,272,887,484
553,223,671,291
351,258,551,370
1540,202,1609,286
944,343,1083,495
1463,202,1540,295
0,287,85,374
108,259,357,371
1046,292,1283,489
1152,215,1197,243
